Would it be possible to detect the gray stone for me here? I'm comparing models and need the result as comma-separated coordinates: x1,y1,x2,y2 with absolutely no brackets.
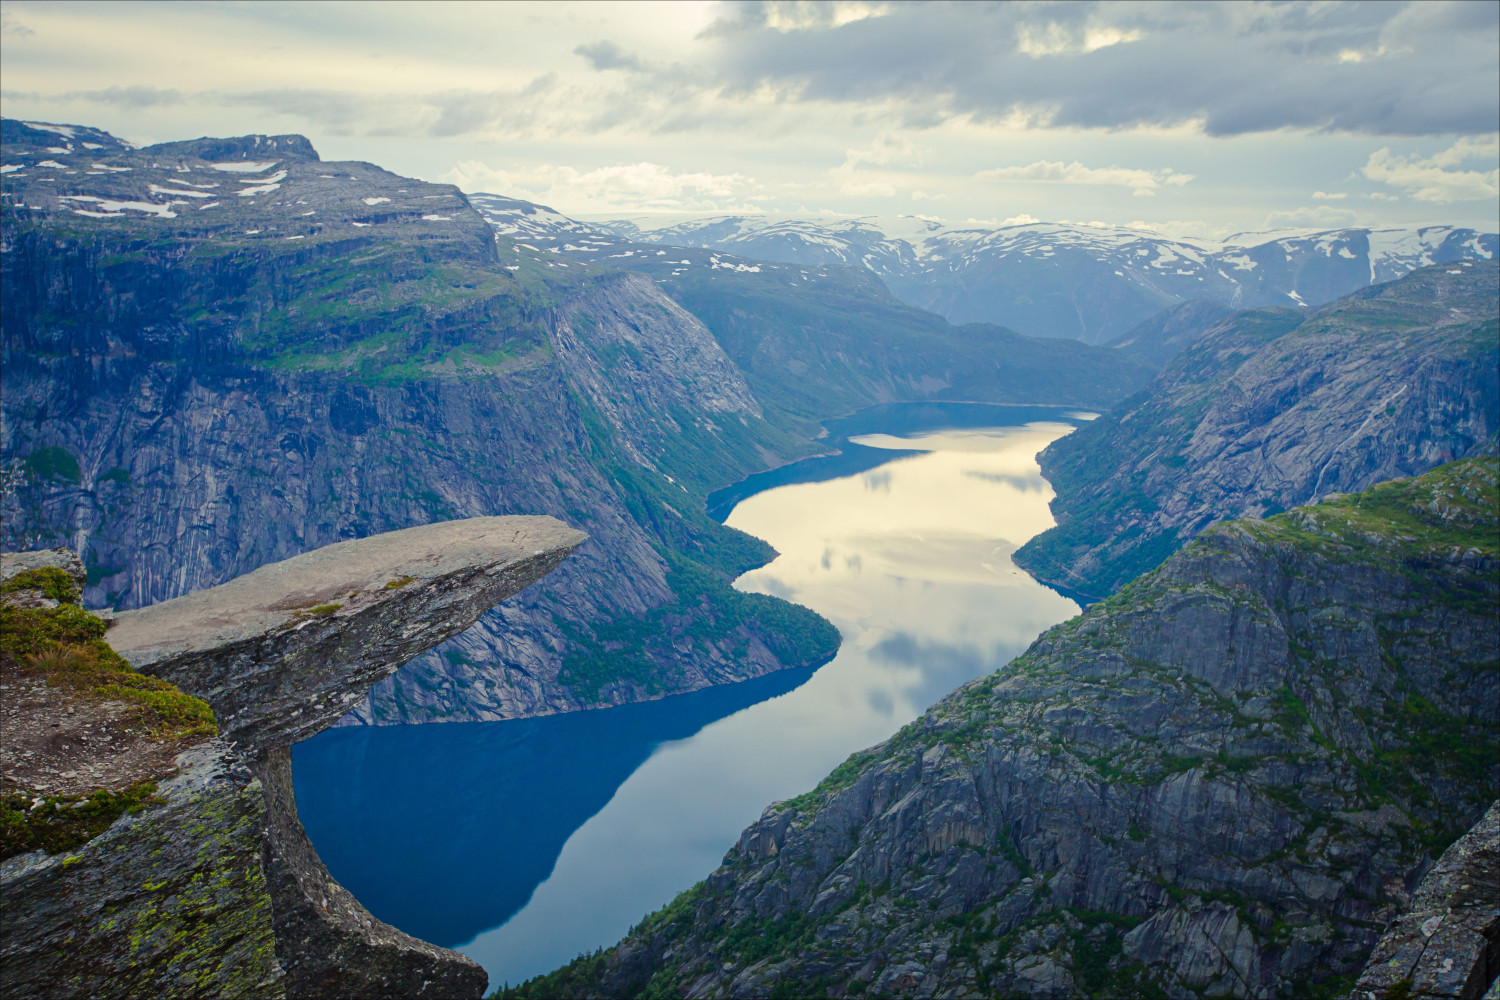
1352,801,1500,1000
1,515,583,999
109,515,585,753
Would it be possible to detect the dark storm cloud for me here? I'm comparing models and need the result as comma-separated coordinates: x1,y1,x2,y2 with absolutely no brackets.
698,0,1500,137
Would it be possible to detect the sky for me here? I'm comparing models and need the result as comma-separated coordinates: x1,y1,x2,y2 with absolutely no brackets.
1,0,1497,239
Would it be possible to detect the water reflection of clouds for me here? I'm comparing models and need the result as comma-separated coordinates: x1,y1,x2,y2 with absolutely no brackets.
963,470,1047,492
451,415,1087,988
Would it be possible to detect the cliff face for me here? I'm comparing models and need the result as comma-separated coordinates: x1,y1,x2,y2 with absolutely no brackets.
0,120,841,725
0,517,583,999
1,119,1149,726
518,457,1499,999
1015,261,1500,600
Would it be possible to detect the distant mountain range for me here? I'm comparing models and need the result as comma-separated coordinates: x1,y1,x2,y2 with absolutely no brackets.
467,194,1497,345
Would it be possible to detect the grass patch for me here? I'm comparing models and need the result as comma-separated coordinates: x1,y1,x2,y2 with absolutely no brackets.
0,597,216,742
0,781,161,862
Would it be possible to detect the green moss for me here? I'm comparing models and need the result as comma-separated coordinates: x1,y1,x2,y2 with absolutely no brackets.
0,567,81,604
298,603,341,618
0,781,161,861
22,445,81,484
383,575,415,589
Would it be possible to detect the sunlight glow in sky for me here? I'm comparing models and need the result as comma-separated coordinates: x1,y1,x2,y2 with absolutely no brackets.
2,0,1496,236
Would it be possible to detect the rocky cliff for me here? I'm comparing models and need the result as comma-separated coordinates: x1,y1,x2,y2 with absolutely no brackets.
1015,261,1500,600
1,119,1146,727
0,119,842,725
1,517,582,998
509,456,1499,999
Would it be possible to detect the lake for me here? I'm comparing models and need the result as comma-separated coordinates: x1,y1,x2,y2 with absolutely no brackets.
290,402,1093,990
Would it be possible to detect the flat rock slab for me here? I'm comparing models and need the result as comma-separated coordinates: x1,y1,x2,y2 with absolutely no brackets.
109,516,585,753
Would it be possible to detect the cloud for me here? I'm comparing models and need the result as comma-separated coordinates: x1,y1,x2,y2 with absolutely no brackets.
1361,135,1500,203
1312,191,1347,200
575,41,648,73
1263,205,1361,228
702,1,1500,137
976,160,1193,197
827,133,919,197
442,159,758,213
1,9,34,37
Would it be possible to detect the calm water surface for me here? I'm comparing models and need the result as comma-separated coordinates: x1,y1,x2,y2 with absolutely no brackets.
292,404,1092,989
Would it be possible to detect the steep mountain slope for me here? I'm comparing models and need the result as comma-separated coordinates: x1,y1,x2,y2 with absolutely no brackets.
1105,299,1237,370
0,120,837,725
587,214,1497,343
465,196,1157,432
512,457,1500,999
1,121,1146,726
1014,261,1500,600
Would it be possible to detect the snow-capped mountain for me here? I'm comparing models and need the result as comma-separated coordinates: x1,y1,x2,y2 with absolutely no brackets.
581,214,1497,343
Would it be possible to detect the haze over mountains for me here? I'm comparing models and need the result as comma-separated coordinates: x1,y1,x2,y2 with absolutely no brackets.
469,193,1497,344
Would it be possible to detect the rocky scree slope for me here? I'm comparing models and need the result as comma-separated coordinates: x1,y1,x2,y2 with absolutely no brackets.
586,213,1497,343
0,119,845,725
2,517,582,999
1015,260,1500,601
509,457,1499,1000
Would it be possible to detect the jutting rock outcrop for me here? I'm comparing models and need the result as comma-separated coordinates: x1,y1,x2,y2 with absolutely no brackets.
510,458,1498,999
1352,801,1500,1000
1,515,584,999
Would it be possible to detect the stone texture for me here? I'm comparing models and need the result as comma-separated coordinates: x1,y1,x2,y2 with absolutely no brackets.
1016,261,1500,599
109,515,585,753
1353,802,1500,1000
533,458,1498,999
1,515,581,998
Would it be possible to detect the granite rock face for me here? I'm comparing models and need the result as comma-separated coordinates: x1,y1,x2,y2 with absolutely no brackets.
0,119,841,727
109,516,585,753
1016,261,1500,600
1353,802,1500,1000
0,516,582,998
524,458,1498,999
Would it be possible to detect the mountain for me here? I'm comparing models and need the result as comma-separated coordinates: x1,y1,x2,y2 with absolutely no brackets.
1014,261,1500,600
508,456,1499,999
580,213,1498,344
1104,299,1237,370
0,120,1147,726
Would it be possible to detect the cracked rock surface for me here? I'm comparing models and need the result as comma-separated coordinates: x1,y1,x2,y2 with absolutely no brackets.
2,515,582,998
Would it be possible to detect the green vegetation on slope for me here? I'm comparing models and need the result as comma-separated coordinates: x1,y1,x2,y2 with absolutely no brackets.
0,570,216,740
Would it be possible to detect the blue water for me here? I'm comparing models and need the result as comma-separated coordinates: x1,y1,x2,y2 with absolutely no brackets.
291,402,1093,989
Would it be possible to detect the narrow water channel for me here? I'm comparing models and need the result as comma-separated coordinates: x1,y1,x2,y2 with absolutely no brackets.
291,403,1093,990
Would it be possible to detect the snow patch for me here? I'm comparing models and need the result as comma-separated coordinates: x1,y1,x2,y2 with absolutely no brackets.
351,222,371,227
421,214,452,221
211,161,279,173
59,195,177,219
149,184,215,199
88,163,133,173
36,160,68,169
199,202,220,210
0,165,20,174
24,123,77,139
362,196,391,205
82,142,103,150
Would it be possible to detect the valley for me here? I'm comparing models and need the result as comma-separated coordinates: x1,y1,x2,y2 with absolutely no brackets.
2,110,1497,1000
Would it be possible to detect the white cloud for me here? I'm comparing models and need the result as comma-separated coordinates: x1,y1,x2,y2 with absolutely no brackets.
443,160,758,213
1312,190,1347,200
1000,213,1040,226
1016,20,1142,58
1361,135,1500,203
975,160,1194,197
1123,219,1237,240
1263,205,1360,228
827,133,918,197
